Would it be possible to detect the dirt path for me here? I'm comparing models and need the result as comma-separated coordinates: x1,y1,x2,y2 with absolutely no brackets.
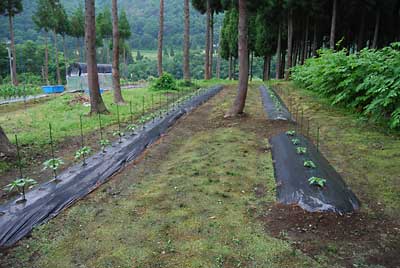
1,83,398,268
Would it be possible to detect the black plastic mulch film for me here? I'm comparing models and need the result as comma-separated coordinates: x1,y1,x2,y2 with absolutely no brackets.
260,85,360,214
259,85,293,121
0,85,223,248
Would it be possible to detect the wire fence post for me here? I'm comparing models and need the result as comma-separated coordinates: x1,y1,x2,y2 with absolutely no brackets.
317,125,320,152
129,100,134,125
48,123,57,179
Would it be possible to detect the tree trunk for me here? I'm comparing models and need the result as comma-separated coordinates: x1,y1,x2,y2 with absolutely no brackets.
204,0,211,80
281,50,286,79
157,0,164,76
312,23,317,57
8,15,18,86
357,8,366,51
44,31,49,85
302,16,309,64
112,0,125,104
275,22,282,79
233,58,236,80
0,127,15,157
249,51,253,81
209,11,214,78
372,9,381,49
227,0,249,116
216,27,221,79
330,0,338,50
63,35,68,79
285,8,294,80
228,55,232,80
263,55,271,81
54,31,62,85
85,0,108,114
183,0,190,82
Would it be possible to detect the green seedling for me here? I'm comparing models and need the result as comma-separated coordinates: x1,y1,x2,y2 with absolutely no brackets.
113,130,124,143
4,178,37,202
126,124,138,134
100,139,111,153
291,138,300,145
75,146,91,166
296,147,307,154
308,177,327,187
304,160,316,169
43,158,64,181
286,130,296,136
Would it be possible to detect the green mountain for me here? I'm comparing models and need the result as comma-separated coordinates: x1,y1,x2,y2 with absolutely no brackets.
0,0,222,50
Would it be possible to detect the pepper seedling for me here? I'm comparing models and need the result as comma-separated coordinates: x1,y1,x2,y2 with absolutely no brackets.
43,158,64,181
303,160,316,169
4,178,37,203
100,139,111,153
113,130,124,143
291,138,300,145
308,177,327,188
286,130,296,136
296,147,307,155
75,146,91,166
126,124,138,135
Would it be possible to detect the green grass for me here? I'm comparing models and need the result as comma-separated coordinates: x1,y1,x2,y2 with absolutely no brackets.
0,85,199,146
270,80,400,217
1,83,318,268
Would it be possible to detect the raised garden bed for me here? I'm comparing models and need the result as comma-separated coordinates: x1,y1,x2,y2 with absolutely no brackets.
0,85,223,248
259,85,293,121
269,131,360,214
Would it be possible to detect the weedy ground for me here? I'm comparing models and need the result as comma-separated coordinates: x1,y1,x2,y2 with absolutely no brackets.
1,83,399,268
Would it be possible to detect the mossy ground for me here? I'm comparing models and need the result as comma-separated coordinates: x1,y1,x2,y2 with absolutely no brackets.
0,85,317,268
269,81,400,218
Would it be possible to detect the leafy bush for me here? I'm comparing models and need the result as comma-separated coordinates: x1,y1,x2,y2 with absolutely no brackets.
292,43,400,129
151,72,177,91
0,84,41,99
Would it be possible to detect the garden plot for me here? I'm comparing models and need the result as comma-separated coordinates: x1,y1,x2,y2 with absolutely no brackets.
259,85,293,121
0,85,223,248
269,131,360,214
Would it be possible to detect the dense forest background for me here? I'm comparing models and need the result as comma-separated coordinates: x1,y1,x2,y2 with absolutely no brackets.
0,0,222,50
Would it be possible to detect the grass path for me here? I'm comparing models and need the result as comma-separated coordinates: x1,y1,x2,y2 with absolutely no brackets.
1,85,317,268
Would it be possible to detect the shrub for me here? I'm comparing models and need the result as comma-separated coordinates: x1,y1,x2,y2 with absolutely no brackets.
151,72,177,91
292,43,400,130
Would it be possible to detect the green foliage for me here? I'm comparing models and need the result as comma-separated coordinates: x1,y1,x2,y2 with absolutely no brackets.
43,158,64,171
292,44,400,129
303,160,316,169
0,84,40,99
151,72,177,91
286,130,296,136
100,139,111,152
296,147,307,155
75,146,91,165
308,177,326,188
4,177,37,201
291,138,300,145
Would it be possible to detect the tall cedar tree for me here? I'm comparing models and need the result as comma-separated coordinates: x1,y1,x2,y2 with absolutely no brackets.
96,7,113,63
0,0,22,86
85,0,108,114
119,10,131,64
183,0,191,81
69,4,85,61
112,0,125,104
33,0,55,85
157,0,164,76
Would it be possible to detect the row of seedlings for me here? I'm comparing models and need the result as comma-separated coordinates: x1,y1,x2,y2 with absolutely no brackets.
3,87,207,203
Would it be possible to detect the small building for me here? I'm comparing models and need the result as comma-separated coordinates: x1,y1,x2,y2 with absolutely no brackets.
66,63,112,91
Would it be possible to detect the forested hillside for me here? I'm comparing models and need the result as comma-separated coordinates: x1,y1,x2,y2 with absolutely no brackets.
0,0,221,50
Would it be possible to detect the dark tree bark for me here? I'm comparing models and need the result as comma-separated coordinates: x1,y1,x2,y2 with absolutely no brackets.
312,23,317,57
263,55,271,81
63,35,68,79
44,31,49,85
216,27,221,79
53,31,62,85
183,0,191,82
330,0,338,50
209,12,214,78
112,0,125,104
372,9,381,49
204,0,211,80
275,22,282,79
157,0,164,76
228,55,232,80
227,0,249,116
285,8,294,80
249,51,254,81
280,50,286,79
301,16,309,64
357,7,366,51
0,126,15,157
85,0,108,114
8,15,18,86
